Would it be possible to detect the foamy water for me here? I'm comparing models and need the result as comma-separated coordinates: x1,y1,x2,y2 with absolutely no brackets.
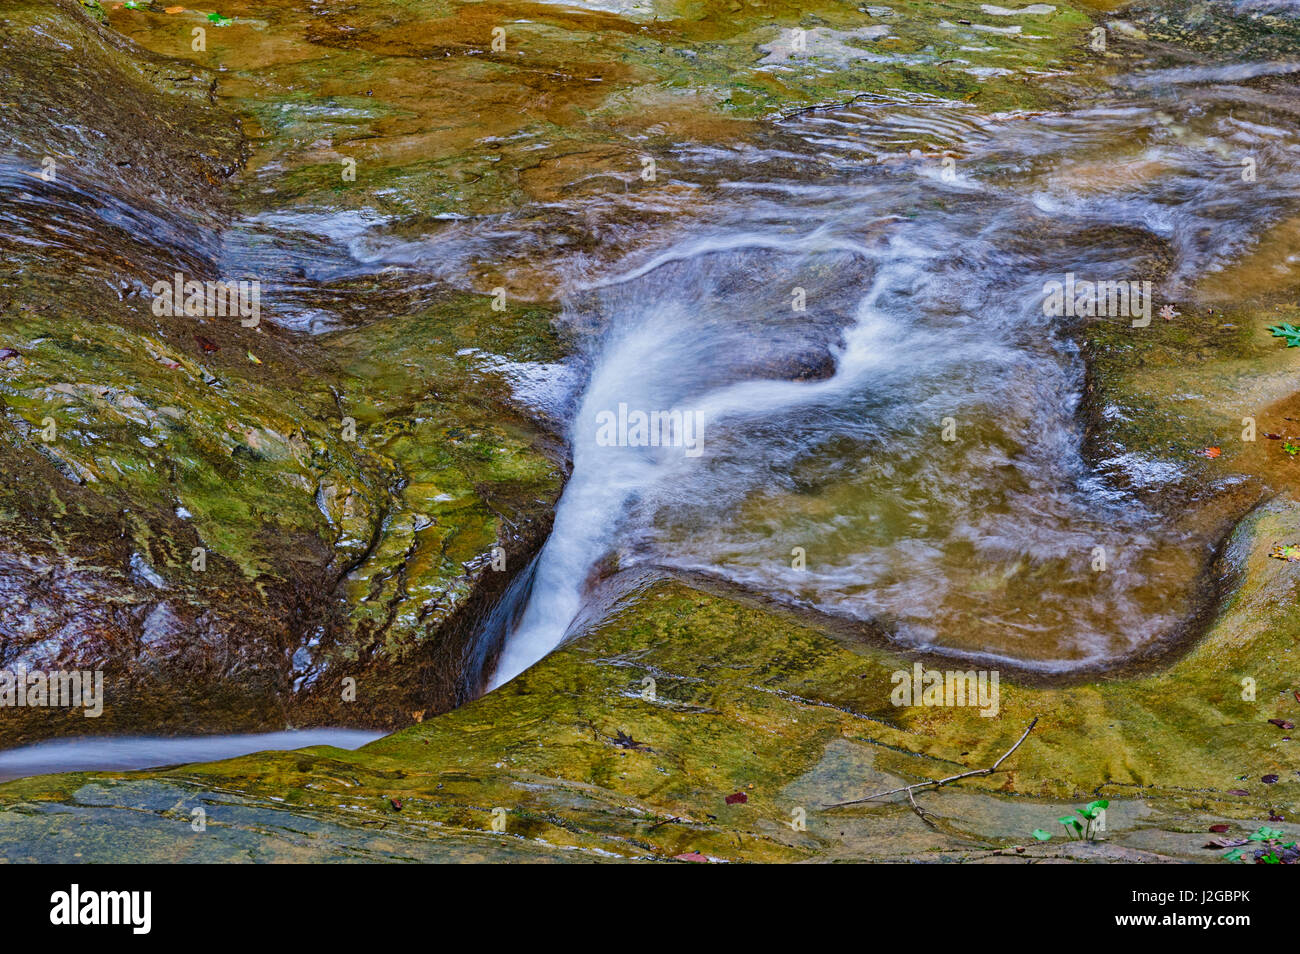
486,70,1300,686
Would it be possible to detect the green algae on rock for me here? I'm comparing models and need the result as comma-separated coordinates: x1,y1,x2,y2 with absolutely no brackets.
3,484,1293,861
2,0,1299,870
0,0,1122,749
0,0,565,744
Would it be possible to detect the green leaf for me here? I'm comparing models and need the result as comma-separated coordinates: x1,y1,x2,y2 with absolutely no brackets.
1031,829,1052,842
1086,799,1109,812
1058,817,1083,837
1268,324,1300,347
1222,849,1243,862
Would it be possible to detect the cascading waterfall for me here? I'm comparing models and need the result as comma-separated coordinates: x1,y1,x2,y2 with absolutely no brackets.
490,236,898,687
487,76,1300,687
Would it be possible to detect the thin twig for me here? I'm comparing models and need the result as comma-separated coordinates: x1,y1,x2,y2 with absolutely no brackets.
827,717,1039,809
778,91,879,121
906,786,938,828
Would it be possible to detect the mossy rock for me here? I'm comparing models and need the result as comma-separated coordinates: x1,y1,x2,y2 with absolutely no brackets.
0,0,565,744
3,486,1293,862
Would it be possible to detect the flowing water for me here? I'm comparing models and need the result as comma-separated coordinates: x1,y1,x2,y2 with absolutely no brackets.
491,36,1300,684
0,730,384,782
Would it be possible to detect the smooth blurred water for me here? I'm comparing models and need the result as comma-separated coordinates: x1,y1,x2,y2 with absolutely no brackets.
0,730,384,782
10,0,1295,698
489,49,1300,685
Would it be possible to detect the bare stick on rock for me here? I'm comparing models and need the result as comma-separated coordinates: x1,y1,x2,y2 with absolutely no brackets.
827,717,1039,809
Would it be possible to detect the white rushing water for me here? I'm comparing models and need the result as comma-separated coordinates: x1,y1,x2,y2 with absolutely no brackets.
490,233,899,687
487,225,1030,688
0,730,384,781
486,77,1300,687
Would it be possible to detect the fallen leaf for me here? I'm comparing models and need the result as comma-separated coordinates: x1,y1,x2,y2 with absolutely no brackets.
1209,824,1231,833
1263,775,1279,784
674,851,709,863
1202,447,1222,459
389,798,402,810
1205,837,1250,848
164,5,184,11
1269,323,1300,348
1268,719,1295,729
1228,789,1250,796
246,350,261,365
194,335,219,354
725,792,748,805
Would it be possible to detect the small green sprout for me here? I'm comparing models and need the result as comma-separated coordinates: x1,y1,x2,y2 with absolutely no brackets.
1033,799,1109,843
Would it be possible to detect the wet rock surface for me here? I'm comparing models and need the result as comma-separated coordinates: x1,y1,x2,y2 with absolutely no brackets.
0,0,1297,865
1,485,1294,861
0,0,564,744
0,0,1118,745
